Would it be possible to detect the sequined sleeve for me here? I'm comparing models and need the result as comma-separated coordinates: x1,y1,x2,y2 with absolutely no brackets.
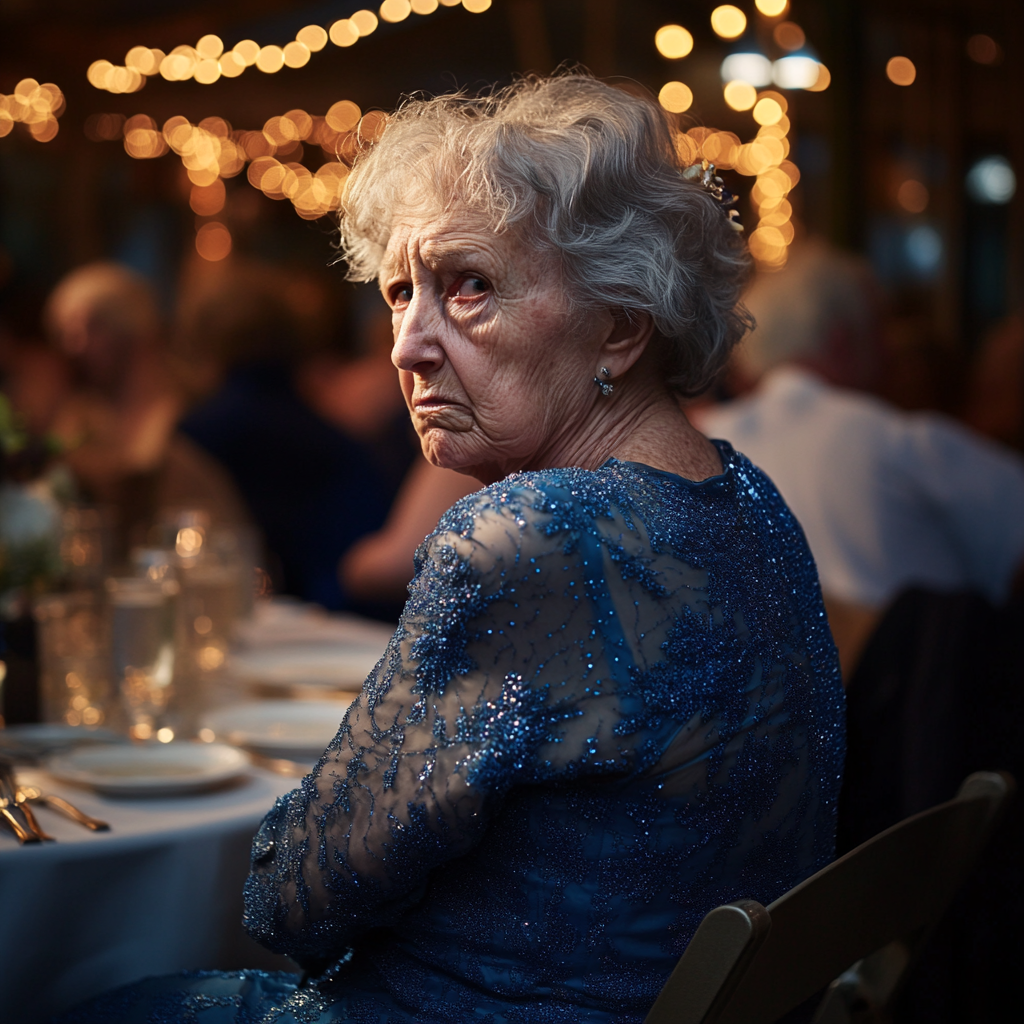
243,483,640,963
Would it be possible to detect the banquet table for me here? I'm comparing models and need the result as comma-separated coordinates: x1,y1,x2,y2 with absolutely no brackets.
0,765,299,1023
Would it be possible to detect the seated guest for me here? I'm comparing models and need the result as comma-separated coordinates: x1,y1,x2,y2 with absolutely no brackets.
41,262,245,550
695,240,1024,676
176,263,417,616
339,456,478,604
61,74,844,1024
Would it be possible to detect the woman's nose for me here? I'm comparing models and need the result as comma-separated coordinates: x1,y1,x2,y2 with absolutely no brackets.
391,294,445,375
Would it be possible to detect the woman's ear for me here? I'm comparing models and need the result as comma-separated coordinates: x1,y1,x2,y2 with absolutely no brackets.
597,309,655,379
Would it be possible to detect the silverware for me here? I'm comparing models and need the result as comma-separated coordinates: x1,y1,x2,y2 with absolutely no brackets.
16,786,110,832
0,757,49,843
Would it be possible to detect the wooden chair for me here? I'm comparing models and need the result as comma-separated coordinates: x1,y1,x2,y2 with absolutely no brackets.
644,771,1014,1024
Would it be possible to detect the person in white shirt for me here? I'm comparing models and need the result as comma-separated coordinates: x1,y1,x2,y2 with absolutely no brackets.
696,240,1024,674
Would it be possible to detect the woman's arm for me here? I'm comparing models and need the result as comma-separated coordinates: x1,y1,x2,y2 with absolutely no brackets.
339,458,478,602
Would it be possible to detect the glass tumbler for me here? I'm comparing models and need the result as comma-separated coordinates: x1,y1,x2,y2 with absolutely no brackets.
34,590,112,728
105,576,178,741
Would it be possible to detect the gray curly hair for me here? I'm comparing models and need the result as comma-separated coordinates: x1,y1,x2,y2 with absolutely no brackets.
338,73,752,395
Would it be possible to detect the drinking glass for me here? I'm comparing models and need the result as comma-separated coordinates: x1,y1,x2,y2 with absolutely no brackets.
34,590,113,728
105,576,178,741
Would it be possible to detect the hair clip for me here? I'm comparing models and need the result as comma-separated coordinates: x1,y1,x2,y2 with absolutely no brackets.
682,160,744,233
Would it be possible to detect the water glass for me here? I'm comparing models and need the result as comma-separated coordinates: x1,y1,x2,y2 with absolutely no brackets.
105,576,178,741
34,590,112,728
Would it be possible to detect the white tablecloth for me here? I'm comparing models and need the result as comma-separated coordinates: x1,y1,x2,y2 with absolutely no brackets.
0,767,298,1023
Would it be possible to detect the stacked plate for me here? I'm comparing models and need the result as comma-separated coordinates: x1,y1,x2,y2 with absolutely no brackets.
226,644,381,697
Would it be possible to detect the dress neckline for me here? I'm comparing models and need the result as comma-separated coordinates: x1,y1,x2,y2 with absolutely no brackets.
602,439,736,489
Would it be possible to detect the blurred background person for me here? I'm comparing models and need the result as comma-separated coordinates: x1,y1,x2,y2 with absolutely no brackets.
340,457,478,605
42,261,245,553
175,263,418,618
694,239,1024,677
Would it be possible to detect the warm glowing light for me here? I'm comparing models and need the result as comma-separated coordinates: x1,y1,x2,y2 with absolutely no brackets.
381,0,412,21
806,64,831,92
124,116,168,159
655,25,694,59
886,56,916,86
412,0,439,11
256,45,286,73
131,722,153,740
752,97,784,125
724,80,757,110
351,9,380,35
196,222,232,261
198,728,216,743
711,6,746,40
330,19,360,47
125,46,162,75
326,99,362,131
220,51,246,77
773,22,805,50
156,727,175,743
194,59,221,84
297,25,329,51
658,81,693,113
196,35,224,60
190,180,226,216
198,645,227,670
897,179,928,213
283,41,312,68
967,34,1001,66
235,40,260,65
755,0,788,15
30,118,59,142
702,131,740,169
463,0,492,10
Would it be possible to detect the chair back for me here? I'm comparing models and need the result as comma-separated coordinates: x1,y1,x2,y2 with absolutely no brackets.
644,770,1014,1024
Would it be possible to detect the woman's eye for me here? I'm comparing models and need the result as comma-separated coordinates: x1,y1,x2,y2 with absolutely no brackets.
391,285,413,306
451,276,489,299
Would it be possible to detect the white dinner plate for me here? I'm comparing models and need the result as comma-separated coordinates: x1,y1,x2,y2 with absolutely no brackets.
226,643,381,692
45,742,250,796
202,700,351,761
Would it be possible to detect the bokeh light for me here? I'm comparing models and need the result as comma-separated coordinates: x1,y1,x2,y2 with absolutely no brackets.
711,6,747,40
966,156,1016,204
806,64,831,92
256,45,286,73
658,82,694,114
753,97,784,126
721,53,772,87
967,34,1001,65
724,80,757,111
897,179,929,213
330,20,360,47
755,0,788,15
195,222,232,261
380,0,412,20
190,179,226,216
886,56,916,86
655,25,694,60
773,22,805,51
463,0,492,11
350,10,380,35
412,0,440,12
773,56,820,89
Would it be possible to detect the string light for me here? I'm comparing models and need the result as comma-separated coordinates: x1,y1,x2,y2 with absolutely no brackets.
710,6,747,40
658,82,694,113
88,1,489,93
0,79,65,142
772,22,805,51
886,56,916,86
755,0,788,14
655,25,694,59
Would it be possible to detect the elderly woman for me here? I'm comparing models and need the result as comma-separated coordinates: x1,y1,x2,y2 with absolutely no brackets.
62,75,844,1024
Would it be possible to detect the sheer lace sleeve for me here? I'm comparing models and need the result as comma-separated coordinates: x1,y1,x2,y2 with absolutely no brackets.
243,480,639,963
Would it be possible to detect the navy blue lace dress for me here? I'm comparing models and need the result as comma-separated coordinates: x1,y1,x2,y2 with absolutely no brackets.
60,443,845,1024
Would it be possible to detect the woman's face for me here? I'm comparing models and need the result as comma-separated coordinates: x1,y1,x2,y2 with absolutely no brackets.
381,207,605,483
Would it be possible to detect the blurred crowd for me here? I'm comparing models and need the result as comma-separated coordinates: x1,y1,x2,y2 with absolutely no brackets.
2,239,1023,678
